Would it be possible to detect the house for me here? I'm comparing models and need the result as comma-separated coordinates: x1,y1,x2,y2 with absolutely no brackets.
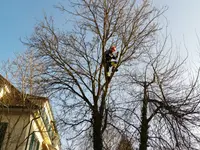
0,74,61,150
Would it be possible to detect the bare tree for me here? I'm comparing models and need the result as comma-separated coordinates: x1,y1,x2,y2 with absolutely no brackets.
24,0,164,149
115,36,200,150
1,50,44,95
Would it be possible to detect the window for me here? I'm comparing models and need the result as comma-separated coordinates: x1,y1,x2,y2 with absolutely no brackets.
48,125,54,141
29,133,40,150
40,108,49,129
0,122,8,150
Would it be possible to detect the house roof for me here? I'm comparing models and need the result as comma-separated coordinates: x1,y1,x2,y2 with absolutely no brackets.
0,74,47,109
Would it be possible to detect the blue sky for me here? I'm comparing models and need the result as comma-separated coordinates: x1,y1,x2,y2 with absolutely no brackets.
0,0,200,65
153,0,200,66
0,0,66,61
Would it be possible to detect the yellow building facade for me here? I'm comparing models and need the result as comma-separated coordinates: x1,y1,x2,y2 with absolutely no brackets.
0,75,61,150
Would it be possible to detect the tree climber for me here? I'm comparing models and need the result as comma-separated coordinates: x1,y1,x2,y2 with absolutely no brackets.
104,46,119,80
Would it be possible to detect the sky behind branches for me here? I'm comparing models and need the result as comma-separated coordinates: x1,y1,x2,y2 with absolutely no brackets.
153,0,200,68
0,0,200,66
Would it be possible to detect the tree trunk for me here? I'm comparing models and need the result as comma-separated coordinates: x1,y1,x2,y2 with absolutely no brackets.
139,85,149,150
93,110,103,150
